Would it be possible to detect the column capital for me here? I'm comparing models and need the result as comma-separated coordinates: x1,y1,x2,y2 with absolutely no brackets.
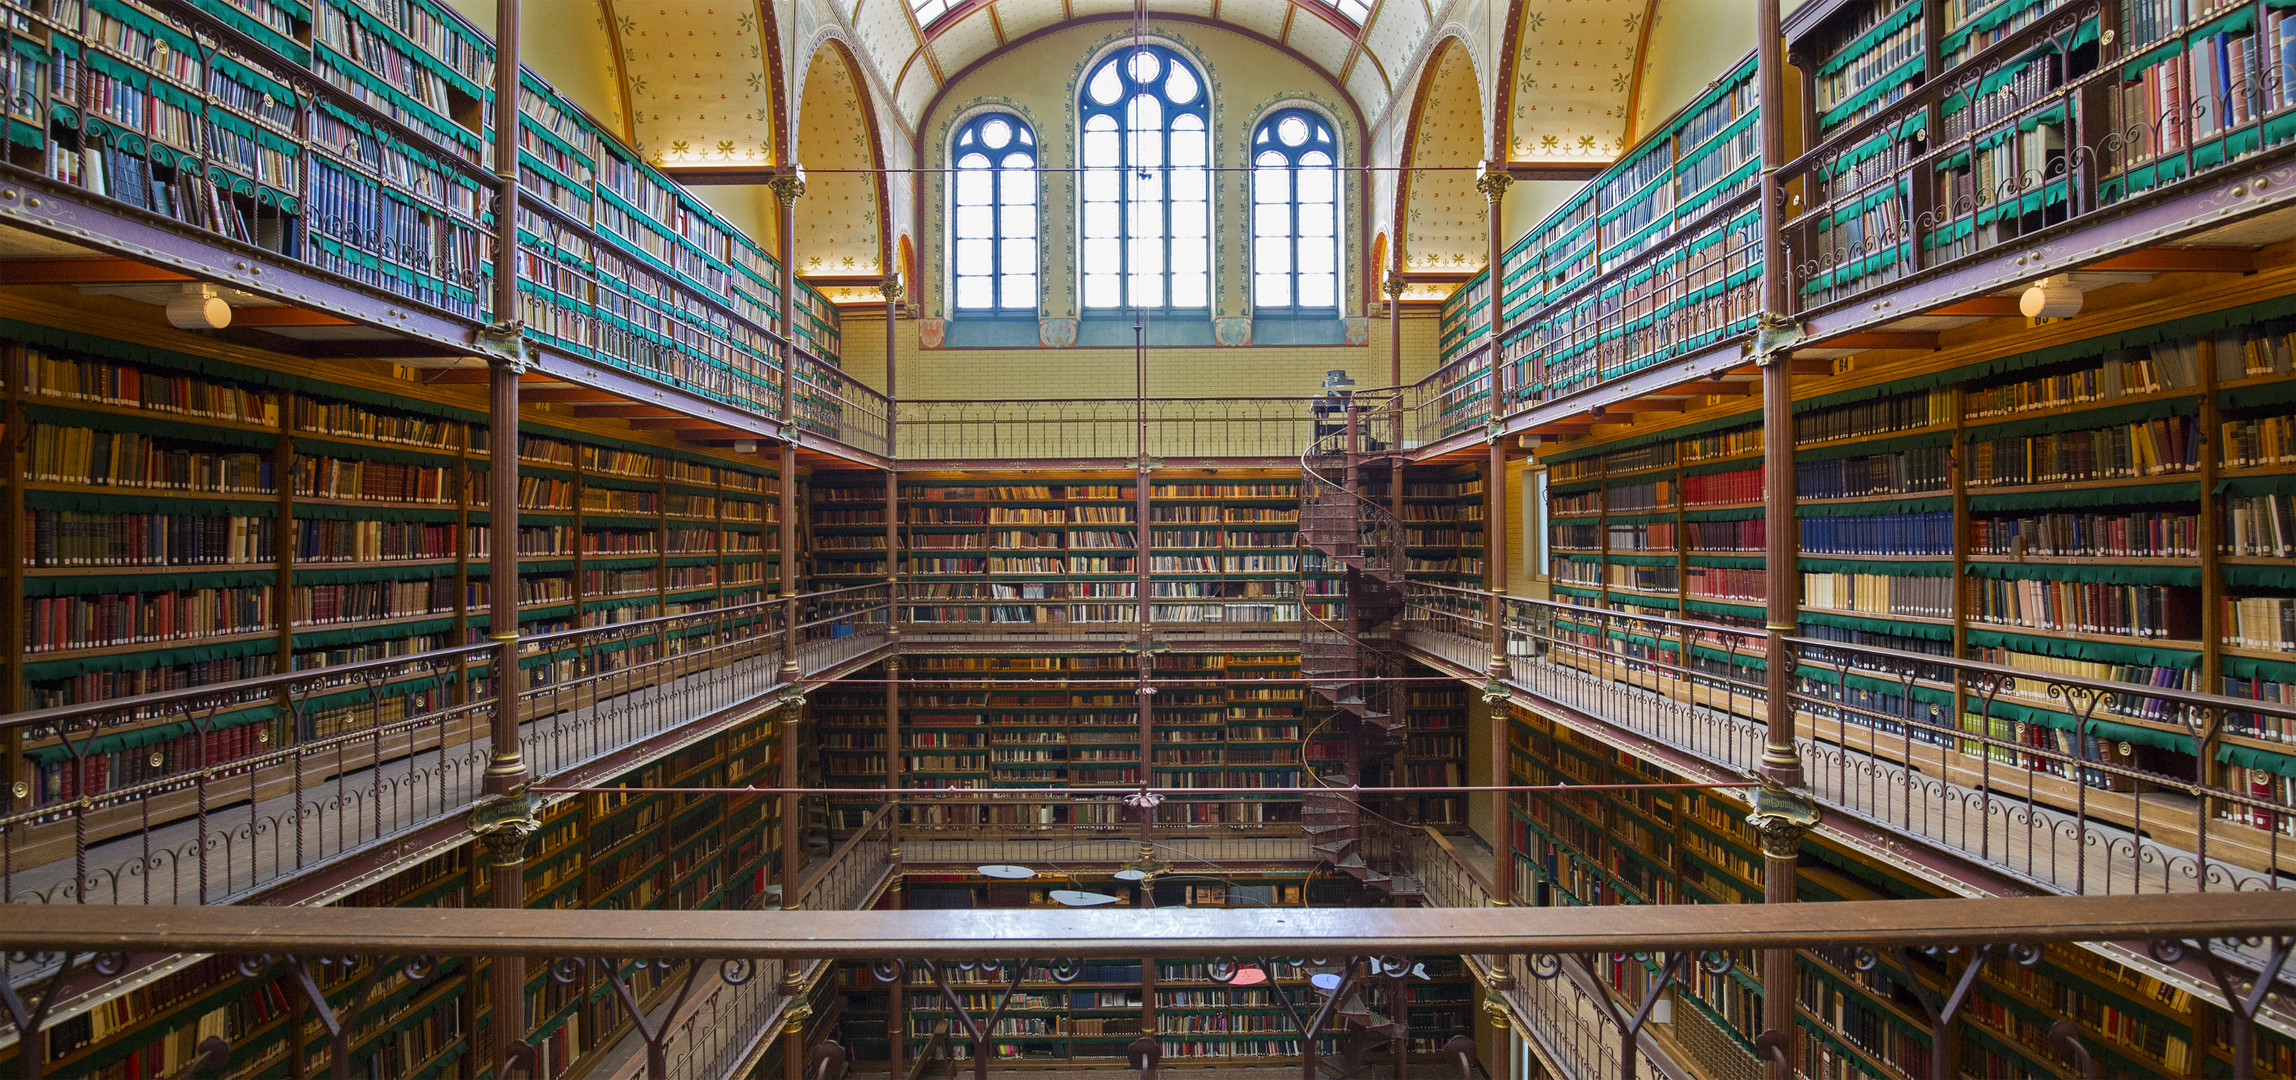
767,166,808,206
1381,275,1409,299
1474,162,1514,200
467,790,543,867
881,272,904,301
1744,779,1821,861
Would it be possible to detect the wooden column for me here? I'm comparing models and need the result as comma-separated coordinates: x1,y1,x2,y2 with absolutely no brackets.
3,345,26,809
1385,276,1410,536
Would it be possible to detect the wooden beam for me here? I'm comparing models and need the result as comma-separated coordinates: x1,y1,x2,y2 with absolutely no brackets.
229,307,353,327
1927,295,2023,317
0,257,192,284
522,388,626,403
2087,245,2252,273
570,405,685,419
624,417,746,432
1809,331,1939,351
1600,399,1687,414
423,370,563,385
1657,380,1752,397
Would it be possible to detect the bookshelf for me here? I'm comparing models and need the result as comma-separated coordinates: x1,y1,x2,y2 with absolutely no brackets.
1399,466,1487,590
836,878,1472,1068
3,0,845,430
1436,58,1761,419
3,325,784,811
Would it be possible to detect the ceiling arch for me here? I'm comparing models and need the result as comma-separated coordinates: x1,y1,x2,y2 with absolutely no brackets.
1503,0,1652,161
605,0,780,164
1395,35,1484,278
795,40,890,277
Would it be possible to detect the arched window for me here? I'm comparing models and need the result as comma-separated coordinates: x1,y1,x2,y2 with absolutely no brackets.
949,112,1038,313
1251,108,1339,311
1079,45,1210,311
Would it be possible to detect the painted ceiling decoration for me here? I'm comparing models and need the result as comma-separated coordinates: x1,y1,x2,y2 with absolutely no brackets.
795,43,888,276
606,1,780,164
1397,38,1484,275
1505,0,1650,161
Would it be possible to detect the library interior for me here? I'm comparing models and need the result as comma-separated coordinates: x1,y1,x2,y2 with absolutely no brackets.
4,0,2296,1076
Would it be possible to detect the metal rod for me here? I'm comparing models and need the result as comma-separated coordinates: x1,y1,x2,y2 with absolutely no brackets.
530,782,1760,797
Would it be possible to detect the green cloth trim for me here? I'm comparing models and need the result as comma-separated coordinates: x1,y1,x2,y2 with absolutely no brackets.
1688,555,1765,569
1800,557,1954,576
298,678,463,717
23,636,278,680
25,571,277,596
292,564,459,585
1965,628,2201,669
1602,512,1677,526
1542,413,1761,465
1798,609,1955,641
2218,744,2296,778
1682,507,1766,522
2220,379,2296,414
1554,585,1600,600
1686,597,1765,617
1964,397,2198,444
1968,482,2199,512
25,490,280,517
1682,459,1761,479
2087,717,2195,754
1604,553,1676,567
1798,430,1954,463
2224,655,2296,684
2226,564,2296,590
2217,475,2296,498
25,403,276,450
293,503,463,522
290,617,461,648
294,435,461,467
1964,561,2201,586
1797,496,1953,517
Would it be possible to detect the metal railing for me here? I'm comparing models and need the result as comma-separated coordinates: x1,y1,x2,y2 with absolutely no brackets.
1400,582,2296,906
1,893,2291,1080
0,586,894,909
895,397,1338,462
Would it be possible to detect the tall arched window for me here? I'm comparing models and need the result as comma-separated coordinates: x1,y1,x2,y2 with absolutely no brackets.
1251,109,1339,311
950,112,1038,313
1079,45,1210,311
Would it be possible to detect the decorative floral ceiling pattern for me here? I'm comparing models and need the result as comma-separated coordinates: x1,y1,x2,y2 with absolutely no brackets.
1400,40,1485,274
606,1,778,164
1507,0,1648,161
796,46,884,275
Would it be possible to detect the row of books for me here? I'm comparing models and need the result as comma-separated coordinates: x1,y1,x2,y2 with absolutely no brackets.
26,586,276,651
1968,579,2199,638
29,425,274,493
1967,417,2200,485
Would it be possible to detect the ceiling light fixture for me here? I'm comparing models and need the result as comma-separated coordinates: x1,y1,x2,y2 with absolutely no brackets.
165,285,232,330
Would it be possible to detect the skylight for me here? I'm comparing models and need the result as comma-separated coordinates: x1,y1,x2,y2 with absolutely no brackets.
910,0,959,25
1317,0,1371,24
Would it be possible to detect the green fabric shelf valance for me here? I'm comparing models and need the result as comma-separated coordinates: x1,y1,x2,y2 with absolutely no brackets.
24,403,277,450
1603,512,1677,526
1964,396,2198,444
583,514,665,528
1612,595,1681,612
1798,609,1956,641
1554,585,1601,600
2224,655,2296,685
1682,507,1767,522
1541,413,1760,465
1605,553,1676,567
2086,716,2195,754
582,474,661,493
25,570,279,596
299,678,461,716
293,435,462,467
2217,474,2296,498
581,556,660,569
2218,743,2296,778
290,617,461,649
1964,561,2202,586
23,636,278,681
1686,597,1765,617
1965,627,2202,669
1554,553,1601,564
462,559,574,577
24,490,279,517
1800,557,1954,576
1682,458,1761,479
27,720,194,766
2220,378,2296,414
1798,496,1954,517
1966,695,2081,733
1799,430,1955,464
292,503,463,523
293,564,459,585
1969,481,2199,513
1550,479,1602,496
1799,663,1959,711
1688,555,1765,569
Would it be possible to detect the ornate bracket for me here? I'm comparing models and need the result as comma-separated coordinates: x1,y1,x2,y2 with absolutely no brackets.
768,167,809,208
1474,162,1514,201
1743,779,1820,862
1749,312,1806,368
467,789,545,867
475,321,533,373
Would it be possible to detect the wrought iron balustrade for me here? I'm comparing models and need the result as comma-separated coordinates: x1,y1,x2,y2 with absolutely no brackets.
894,397,1342,463
0,586,893,910
0,892,2289,1080
1399,582,2296,908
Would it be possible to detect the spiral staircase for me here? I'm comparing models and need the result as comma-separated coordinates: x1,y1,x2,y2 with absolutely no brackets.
1297,396,1422,909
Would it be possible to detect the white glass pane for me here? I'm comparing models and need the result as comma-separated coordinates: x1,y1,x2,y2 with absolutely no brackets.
1170,129,1205,168
1298,236,1335,271
1170,235,1206,272
1082,237,1121,271
955,238,993,268
1171,201,1207,238
1000,175,1033,207
1170,273,1206,308
1088,63,1123,105
1255,236,1291,273
1299,273,1336,308
1171,165,1207,202
1082,202,1119,238
1255,171,1289,205
1129,94,1162,133
1166,64,1199,104
1129,50,1160,83
1001,204,1036,237
1255,149,1287,168
1082,167,1120,203
1302,149,1332,167
1084,273,1119,308
955,205,993,239
955,276,993,309
1254,203,1290,237
1255,274,1289,307
1002,274,1037,308
1002,152,1034,170
1302,206,1335,239
1278,116,1309,146
1017,128,1033,145
1001,237,1033,270
955,170,992,206
1298,166,1334,204
1129,277,1163,307
1130,240,1163,275
1132,131,1162,168
981,119,1011,149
